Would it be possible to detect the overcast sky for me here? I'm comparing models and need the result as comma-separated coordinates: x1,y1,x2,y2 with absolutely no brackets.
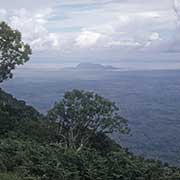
0,0,180,65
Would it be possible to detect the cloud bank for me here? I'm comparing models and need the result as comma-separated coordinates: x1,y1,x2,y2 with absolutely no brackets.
0,0,179,62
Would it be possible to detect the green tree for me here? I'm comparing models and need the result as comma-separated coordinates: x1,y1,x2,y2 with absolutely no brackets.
48,89,129,149
0,21,31,82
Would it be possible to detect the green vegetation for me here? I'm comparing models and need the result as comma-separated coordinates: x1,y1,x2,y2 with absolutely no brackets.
0,173,21,180
48,89,129,149
1,22,180,180
0,173,22,180
0,21,31,82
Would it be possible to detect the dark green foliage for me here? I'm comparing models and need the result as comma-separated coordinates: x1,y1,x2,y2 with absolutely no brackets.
48,89,129,149
0,22,31,82
0,139,180,180
0,89,52,143
0,173,22,180
0,88,39,117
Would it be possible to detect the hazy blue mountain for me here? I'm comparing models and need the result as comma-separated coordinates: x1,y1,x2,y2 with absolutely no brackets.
62,63,118,71
76,63,117,70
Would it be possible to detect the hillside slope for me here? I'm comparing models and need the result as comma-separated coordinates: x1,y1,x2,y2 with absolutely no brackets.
0,89,180,180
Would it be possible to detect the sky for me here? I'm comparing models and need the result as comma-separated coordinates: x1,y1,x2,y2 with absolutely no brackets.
0,0,180,66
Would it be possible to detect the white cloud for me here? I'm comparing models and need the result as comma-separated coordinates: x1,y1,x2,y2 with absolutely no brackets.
144,32,161,47
0,8,61,51
107,40,141,47
0,0,57,10
0,0,179,61
138,11,161,18
117,15,130,26
174,0,180,17
149,32,160,41
0,9,7,20
75,30,101,47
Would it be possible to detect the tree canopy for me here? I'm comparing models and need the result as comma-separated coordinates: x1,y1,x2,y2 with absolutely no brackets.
0,21,31,82
48,89,129,149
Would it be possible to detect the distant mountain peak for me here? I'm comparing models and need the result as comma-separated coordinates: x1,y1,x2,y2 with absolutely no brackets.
76,63,117,70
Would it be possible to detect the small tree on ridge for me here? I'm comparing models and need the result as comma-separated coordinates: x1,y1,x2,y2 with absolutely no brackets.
48,89,129,149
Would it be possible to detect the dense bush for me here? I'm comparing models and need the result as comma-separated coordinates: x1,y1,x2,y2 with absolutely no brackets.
0,138,180,180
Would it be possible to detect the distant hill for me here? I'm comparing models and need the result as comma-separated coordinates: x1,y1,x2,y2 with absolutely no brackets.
62,63,118,71
76,63,117,70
